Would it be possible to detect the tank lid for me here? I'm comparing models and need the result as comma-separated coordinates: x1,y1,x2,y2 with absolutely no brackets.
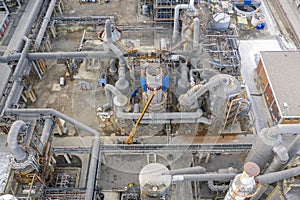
244,162,260,177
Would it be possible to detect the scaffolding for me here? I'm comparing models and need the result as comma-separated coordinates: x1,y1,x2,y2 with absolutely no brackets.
153,0,189,21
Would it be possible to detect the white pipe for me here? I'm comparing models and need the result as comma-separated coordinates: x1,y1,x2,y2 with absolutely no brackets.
7,120,27,161
173,4,195,42
193,18,200,51
35,0,57,48
103,84,127,110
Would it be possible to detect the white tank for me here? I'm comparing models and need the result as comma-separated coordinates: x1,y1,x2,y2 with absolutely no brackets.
213,13,231,31
146,65,163,104
139,163,171,199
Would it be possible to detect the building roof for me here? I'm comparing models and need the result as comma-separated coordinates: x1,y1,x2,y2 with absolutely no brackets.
260,51,300,117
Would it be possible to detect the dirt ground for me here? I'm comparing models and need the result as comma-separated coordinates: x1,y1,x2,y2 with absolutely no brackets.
64,0,141,25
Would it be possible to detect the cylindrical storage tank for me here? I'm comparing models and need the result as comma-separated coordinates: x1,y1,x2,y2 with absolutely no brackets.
213,13,231,31
225,162,260,200
146,65,163,104
139,163,171,199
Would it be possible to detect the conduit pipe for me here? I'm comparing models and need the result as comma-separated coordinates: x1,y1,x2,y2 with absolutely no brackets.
193,18,200,51
172,173,237,182
3,37,32,113
137,117,211,124
162,166,206,175
251,136,300,200
176,56,189,95
103,84,127,110
27,51,116,60
6,0,43,54
105,19,130,96
179,74,228,108
173,4,195,42
265,145,289,174
0,51,116,62
40,118,54,149
7,120,27,162
245,124,300,170
5,108,101,200
256,165,300,185
116,108,203,120
35,0,57,48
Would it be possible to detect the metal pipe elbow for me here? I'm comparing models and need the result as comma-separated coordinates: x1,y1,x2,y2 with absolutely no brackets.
7,120,27,162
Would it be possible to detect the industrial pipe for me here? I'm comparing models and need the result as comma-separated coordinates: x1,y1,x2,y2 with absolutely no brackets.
3,38,32,114
105,19,130,96
27,51,116,60
193,18,200,51
179,74,230,108
35,0,57,48
162,166,206,175
245,124,300,170
256,165,300,185
265,145,289,174
7,120,27,162
172,173,237,182
116,108,203,120
173,4,195,42
103,84,127,110
176,56,190,95
40,118,54,149
251,136,300,200
5,108,101,200
5,0,43,55
137,117,211,125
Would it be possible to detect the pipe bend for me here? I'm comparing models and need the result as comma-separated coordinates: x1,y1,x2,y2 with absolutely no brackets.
7,120,27,162
103,84,127,110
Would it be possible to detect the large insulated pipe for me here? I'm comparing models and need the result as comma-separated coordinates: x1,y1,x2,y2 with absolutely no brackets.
179,74,229,108
172,173,237,182
193,18,200,51
103,84,127,110
35,0,57,48
265,145,289,174
40,118,54,148
245,124,300,170
251,136,300,200
173,4,195,42
4,38,32,111
4,0,43,55
5,108,101,200
162,166,206,175
105,20,130,96
27,51,116,60
116,108,203,120
176,56,189,95
7,120,27,162
256,165,300,185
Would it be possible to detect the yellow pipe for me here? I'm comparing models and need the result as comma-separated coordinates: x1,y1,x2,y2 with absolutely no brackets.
124,92,157,144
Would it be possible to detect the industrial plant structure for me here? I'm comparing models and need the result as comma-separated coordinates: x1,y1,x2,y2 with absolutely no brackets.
0,0,299,199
